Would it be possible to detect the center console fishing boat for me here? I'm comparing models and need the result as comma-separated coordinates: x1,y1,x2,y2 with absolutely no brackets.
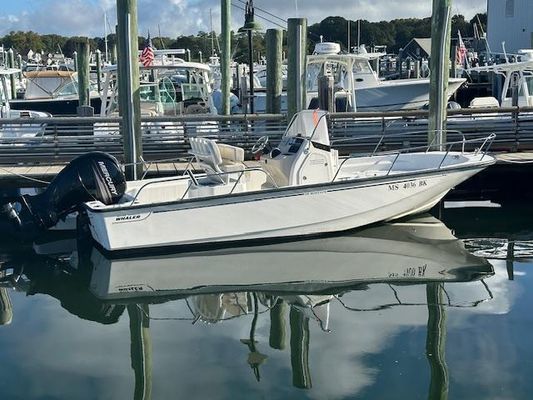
3,110,496,252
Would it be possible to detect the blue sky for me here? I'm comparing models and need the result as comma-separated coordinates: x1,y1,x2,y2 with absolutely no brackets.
0,0,487,37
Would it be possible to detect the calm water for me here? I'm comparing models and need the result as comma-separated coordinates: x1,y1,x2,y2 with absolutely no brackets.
0,203,532,399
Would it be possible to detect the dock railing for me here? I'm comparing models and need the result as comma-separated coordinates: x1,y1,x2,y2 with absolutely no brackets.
0,106,531,166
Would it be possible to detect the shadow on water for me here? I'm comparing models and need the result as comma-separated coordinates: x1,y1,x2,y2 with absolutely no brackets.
0,213,499,399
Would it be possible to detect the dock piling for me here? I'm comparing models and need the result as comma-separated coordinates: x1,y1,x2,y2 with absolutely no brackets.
117,0,143,180
266,29,283,114
76,38,91,108
221,0,231,115
7,49,16,100
287,18,307,120
318,75,335,112
428,0,452,148
95,49,102,93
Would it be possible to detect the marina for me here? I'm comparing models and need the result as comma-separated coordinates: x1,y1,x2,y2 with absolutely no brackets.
0,0,533,398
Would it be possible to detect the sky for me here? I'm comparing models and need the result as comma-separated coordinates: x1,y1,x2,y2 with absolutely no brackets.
0,0,487,38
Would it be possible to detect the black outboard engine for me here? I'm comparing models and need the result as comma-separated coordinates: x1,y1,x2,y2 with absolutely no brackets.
2,152,126,238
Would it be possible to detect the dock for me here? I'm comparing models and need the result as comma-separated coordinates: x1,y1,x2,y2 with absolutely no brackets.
1,107,533,194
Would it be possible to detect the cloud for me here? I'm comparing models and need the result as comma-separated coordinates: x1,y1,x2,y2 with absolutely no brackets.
0,0,487,37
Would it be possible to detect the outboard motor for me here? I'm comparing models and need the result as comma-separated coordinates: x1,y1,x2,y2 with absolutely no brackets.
2,152,126,238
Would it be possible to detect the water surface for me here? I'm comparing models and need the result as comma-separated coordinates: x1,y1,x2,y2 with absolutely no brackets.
0,204,531,399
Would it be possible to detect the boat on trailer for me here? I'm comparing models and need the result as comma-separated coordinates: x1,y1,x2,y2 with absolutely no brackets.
83,110,494,252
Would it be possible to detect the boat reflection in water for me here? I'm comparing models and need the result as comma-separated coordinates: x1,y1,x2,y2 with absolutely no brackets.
0,215,495,398
83,214,492,300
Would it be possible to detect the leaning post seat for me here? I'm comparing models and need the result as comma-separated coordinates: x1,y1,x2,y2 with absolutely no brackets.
188,137,245,183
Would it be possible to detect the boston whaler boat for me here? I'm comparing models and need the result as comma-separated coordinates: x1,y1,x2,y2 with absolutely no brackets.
4,110,495,251
84,110,495,251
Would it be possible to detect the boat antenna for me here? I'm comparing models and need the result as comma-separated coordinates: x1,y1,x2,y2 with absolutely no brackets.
105,12,114,63
210,8,215,56
475,14,492,57
502,41,508,63
104,11,108,63
158,24,165,49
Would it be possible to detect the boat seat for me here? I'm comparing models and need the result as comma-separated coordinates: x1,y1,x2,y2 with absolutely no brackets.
189,137,245,183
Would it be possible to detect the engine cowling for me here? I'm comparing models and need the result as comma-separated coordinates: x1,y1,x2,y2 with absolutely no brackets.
3,152,126,238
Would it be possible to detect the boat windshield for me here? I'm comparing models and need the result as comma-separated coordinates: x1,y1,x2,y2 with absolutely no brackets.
352,59,374,75
306,60,351,91
55,80,98,98
139,77,177,103
524,74,533,95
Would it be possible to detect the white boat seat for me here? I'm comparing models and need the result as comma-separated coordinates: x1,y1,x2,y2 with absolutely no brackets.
189,137,245,183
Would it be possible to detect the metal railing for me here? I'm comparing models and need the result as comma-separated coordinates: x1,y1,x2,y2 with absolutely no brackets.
127,166,279,206
0,106,532,166
331,133,496,182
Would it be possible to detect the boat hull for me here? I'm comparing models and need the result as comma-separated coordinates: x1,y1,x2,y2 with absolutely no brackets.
354,78,465,112
85,166,485,252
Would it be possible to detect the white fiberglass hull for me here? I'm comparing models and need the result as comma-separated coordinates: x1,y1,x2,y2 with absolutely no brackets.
85,165,486,252
354,78,465,112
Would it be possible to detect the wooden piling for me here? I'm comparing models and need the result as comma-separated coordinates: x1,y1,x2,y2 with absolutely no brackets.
287,18,307,120
221,0,231,115
0,287,13,326
426,283,449,399
16,54,23,82
269,298,287,350
128,304,152,400
266,29,283,114
117,0,143,180
290,307,312,389
318,75,335,112
428,0,452,148
7,49,16,100
76,38,91,108
95,49,102,93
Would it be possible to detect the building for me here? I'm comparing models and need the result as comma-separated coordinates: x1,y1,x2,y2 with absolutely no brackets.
402,38,432,60
487,0,533,53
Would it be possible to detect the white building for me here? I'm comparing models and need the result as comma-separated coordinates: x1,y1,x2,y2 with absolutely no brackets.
487,0,533,53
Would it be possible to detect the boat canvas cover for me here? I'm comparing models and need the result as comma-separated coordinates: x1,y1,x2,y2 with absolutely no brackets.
23,71,76,99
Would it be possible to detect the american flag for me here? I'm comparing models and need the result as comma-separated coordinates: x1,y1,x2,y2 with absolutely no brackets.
455,31,468,68
140,34,155,67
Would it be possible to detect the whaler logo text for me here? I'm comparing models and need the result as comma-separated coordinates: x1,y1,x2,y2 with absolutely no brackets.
98,161,119,196
115,215,142,222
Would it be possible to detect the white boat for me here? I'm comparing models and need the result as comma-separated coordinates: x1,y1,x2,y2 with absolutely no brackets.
9,69,101,116
0,68,51,138
306,43,466,112
96,52,218,136
466,49,533,107
82,215,493,300
81,110,495,252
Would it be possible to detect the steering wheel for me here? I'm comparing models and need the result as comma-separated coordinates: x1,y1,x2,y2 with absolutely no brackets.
251,135,269,154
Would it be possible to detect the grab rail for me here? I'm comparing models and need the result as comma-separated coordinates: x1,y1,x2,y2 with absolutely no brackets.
128,166,279,206
331,133,496,182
